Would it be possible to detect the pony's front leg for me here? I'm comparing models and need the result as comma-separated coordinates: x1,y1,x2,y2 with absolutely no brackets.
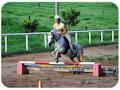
52,50,59,63
52,50,56,58
55,51,59,63
52,49,58,58
55,51,59,58
52,49,59,63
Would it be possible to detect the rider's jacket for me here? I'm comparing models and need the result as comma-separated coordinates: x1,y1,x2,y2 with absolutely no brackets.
53,22,67,36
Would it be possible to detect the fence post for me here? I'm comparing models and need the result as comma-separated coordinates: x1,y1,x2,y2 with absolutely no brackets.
101,31,103,43
26,34,28,51
4,35,7,52
112,31,114,42
75,33,78,44
55,2,59,15
89,32,91,44
44,34,47,48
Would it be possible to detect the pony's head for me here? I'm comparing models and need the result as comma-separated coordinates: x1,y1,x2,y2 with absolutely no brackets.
48,29,61,46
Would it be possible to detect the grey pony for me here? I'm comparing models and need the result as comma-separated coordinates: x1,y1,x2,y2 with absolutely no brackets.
48,29,83,63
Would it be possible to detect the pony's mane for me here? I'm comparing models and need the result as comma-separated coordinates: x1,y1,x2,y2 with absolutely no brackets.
51,29,58,35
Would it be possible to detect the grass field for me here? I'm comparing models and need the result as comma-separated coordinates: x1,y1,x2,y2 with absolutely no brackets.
1,2,118,54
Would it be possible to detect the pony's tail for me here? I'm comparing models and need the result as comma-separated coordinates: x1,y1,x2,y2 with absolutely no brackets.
80,47,83,61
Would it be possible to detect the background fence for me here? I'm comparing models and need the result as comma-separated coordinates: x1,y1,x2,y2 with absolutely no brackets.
1,29,118,53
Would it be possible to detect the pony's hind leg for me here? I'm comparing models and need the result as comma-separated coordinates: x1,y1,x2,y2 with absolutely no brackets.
70,57,75,62
80,47,83,61
77,57,81,62
78,47,83,62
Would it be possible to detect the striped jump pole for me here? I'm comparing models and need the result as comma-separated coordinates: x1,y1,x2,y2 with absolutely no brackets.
17,61,103,77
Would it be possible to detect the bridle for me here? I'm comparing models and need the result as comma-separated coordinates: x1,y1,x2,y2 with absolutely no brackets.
51,31,61,42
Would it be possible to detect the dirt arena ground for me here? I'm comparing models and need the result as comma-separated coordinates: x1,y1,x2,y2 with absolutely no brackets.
1,44,118,88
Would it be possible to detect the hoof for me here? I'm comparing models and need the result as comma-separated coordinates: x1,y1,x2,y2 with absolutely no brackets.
55,58,59,63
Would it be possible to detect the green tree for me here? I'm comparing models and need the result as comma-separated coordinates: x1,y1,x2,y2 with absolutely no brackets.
23,19,39,33
62,8,80,26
